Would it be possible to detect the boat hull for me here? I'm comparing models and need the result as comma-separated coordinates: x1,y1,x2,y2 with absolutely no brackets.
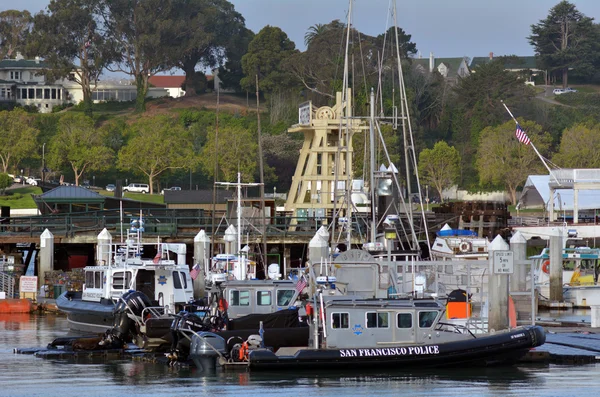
247,325,545,371
56,291,116,334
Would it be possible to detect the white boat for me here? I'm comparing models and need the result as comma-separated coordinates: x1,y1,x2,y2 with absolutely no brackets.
56,223,195,344
430,224,490,261
532,246,600,307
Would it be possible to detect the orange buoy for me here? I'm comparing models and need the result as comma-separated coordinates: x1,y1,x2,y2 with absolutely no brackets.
0,299,33,313
542,260,550,274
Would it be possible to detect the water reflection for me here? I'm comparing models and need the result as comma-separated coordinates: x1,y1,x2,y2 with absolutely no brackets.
2,313,600,397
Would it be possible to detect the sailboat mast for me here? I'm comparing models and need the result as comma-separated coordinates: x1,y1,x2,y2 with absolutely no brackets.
237,172,242,259
369,88,376,244
256,75,268,271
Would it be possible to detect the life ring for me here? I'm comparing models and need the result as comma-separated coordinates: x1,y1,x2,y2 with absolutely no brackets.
542,260,550,274
458,241,471,253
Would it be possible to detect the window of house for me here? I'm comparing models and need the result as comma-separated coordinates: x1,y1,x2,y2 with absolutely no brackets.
10,71,20,80
257,291,271,306
44,89,50,99
21,88,27,99
28,88,34,99
366,312,389,328
51,89,57,99
331,312,349,329
418,311,438,328
397,312,412,329
230,290,250,306
36,89,42,98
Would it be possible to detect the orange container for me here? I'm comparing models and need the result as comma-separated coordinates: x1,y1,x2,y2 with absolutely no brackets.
446,302,472,319
0,299,34,313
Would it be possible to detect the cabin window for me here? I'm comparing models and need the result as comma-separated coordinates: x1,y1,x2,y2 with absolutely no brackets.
94,271,102,288
331,312,349,329
366,312,389,328
179,272,188,289
85,271,94,287
418,311,438,328
257,291,271,306
113,271,131,290
397,313,412,329
276,289,296,306
172,271,182,289
230,290,250,306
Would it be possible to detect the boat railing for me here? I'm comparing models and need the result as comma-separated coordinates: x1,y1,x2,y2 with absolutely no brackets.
436,321,476,338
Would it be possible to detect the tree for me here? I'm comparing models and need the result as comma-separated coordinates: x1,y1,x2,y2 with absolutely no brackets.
168,0,247,97
452,60,534,187
529,1,599,87
240,26,298,94
0,10,32,59
552,123,600,168
200,124,257,182
102,0,177,112
476,120,552,204
216,26,254,92
417,141,460,203
28,0,116,116
304,23,327,47
0,109,40,174
0,173,11,194
118,115,196,192
375,26,417,58
47,113,114,186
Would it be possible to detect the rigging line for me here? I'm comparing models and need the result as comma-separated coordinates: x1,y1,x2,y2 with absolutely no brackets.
357,29,369,106
331,7,352,101
392,0,428,251
331,0,353,251
374,119,419,250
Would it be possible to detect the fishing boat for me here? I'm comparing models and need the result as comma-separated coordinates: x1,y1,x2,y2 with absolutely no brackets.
532,246,600,307
56,223,195,342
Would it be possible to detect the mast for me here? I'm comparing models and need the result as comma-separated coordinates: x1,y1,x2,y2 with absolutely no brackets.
256,75,268,271
369,88,376,244
211,88,220,262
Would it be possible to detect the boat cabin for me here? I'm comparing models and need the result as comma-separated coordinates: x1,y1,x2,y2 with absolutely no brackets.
318,298,468,349
220,280,300,318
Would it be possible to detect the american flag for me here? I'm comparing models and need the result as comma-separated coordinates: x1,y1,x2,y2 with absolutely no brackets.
515,123,531,145
295,275,307,293
190,263,200,280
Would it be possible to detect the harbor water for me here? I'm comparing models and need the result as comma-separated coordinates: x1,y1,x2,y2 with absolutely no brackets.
1,313,600,397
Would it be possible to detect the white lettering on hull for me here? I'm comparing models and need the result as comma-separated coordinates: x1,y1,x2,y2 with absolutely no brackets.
339,345,439,358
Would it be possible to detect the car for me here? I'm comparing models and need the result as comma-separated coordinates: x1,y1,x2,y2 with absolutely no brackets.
553,88,565,95
26,177,41,186
564,87,578,93
161,186,182,195
123,183,150,194
105,184,116,192
13,175,22,183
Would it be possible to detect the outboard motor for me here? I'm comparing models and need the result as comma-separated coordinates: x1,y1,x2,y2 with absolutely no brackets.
167,305,214,363
189,332,226,372
100,290,153,347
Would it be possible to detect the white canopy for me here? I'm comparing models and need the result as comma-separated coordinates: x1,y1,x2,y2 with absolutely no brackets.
519,175,600,211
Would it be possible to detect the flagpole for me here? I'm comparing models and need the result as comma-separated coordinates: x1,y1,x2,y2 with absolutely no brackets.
501,101,560,185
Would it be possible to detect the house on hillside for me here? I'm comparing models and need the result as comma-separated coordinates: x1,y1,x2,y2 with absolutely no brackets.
411,52,470,83
0,53,169,112
148,75,186,98
470,52,541,84
0,54,67,112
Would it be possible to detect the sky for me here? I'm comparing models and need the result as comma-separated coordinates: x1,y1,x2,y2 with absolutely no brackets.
13,0,600,58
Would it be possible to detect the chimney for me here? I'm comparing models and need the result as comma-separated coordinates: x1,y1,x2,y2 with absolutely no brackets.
15,52,24,61
35,56,40,64
489,52,493,60
429,52,434,73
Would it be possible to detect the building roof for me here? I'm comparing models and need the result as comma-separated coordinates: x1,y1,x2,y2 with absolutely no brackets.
37,185,105,202
148,75,186,88
519,175,600,211
410,57,466,78
470,56,538,71
0,59,48,69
